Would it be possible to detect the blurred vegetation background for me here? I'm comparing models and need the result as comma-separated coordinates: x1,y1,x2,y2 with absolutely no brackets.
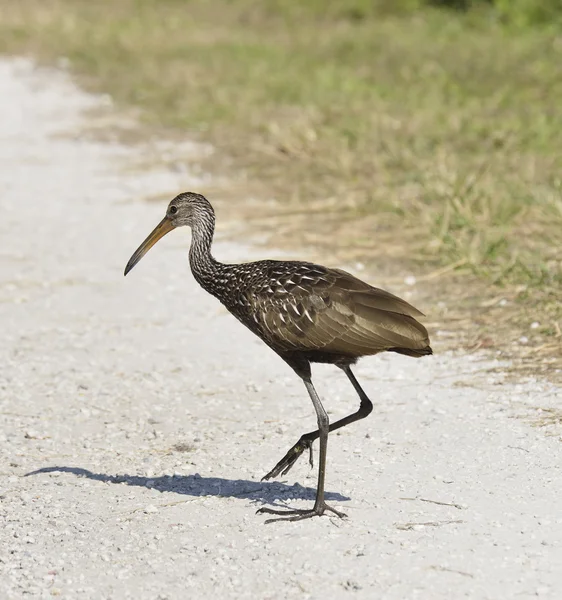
0,0,560,365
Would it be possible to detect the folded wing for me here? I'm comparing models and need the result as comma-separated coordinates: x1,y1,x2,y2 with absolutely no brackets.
248,266,430,357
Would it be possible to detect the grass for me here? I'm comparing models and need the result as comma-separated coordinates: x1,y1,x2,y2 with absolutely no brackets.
0,0,560,376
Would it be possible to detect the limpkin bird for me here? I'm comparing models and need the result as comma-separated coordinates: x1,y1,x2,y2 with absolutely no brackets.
125,192,432,523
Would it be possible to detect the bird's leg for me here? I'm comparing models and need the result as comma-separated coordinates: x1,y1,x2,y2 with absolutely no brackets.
262,365,373,480
257,378,346,523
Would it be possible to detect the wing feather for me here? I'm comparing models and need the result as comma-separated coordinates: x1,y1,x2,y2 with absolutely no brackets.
244,263,430,356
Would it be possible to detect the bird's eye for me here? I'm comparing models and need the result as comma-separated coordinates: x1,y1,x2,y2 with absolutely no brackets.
169,206,178,215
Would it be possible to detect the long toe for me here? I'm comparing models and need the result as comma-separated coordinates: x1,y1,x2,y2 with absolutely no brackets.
261,454,299,481
261,440,311,481
256,503,347,524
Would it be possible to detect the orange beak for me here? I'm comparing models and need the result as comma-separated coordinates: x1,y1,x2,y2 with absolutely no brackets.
124,217,175,276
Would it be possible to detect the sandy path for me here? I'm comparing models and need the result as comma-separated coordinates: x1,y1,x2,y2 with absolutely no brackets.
0,58,561,599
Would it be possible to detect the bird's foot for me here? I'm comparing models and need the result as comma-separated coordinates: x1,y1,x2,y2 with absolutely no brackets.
257,502,347,524
261,437,314,481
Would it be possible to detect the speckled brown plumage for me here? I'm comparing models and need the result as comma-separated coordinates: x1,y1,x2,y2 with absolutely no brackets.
125,192,432,523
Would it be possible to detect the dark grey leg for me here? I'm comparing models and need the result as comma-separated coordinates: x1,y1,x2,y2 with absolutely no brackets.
257,377,346,523
262,366,372,480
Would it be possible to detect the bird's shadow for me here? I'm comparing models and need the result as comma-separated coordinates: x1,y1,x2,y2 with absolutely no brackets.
25,466,349,507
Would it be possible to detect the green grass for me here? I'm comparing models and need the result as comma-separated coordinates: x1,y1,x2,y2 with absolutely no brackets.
0,0,560,345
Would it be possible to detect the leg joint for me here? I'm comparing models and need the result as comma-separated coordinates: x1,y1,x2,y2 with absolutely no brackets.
359,398,374,417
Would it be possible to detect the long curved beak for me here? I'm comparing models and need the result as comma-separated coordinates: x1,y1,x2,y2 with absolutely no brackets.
124,217,175,276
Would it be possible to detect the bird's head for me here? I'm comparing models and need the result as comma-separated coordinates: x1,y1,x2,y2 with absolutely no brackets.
124,191,213,276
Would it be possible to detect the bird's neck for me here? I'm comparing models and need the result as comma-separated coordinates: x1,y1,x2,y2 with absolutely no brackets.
188,214,225,291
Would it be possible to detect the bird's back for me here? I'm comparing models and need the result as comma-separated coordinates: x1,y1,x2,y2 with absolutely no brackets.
216,259,431,364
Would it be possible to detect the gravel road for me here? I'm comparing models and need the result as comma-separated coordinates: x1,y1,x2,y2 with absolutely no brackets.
1,58,561,600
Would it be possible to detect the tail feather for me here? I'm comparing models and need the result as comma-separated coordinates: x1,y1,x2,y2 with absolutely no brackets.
389,345,433,358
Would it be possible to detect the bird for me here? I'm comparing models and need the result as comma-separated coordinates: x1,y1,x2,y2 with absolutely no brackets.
124,192,432,523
